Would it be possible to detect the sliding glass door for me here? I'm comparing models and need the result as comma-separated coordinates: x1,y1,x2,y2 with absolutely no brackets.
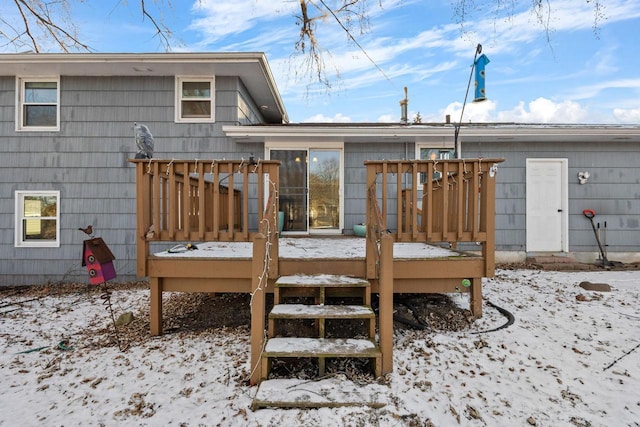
270,149,308,232
309,150,340,231
269,148,341,234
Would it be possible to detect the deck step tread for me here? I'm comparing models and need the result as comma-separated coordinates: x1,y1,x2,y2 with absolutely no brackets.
275,274,369,288
252,377,388,409
264,337,380,358
269,304,374,319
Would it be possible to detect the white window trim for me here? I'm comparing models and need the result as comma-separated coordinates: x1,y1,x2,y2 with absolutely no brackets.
265,141,345,235
15,76,60,131
415,142,455,160
175,76,215,123
415,144,456,183
15,190,61,248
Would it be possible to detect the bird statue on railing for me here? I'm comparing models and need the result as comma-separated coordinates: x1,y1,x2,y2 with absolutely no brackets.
134,122,154,159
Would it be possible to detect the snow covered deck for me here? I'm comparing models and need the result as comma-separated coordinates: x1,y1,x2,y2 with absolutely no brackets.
152,237,472,260
146,237,484,299
131,158,502,387
145,237,488,338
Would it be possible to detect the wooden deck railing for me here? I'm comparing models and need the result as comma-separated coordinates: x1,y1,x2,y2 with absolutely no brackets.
130,159,280,277
365,159,503,278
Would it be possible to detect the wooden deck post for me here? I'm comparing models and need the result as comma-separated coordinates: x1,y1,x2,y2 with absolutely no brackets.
481,163,497,278
135,162,150,277
379,233,394,374
365,166,378,279
470,277,483,317
250,233,267,385
149,277,163,336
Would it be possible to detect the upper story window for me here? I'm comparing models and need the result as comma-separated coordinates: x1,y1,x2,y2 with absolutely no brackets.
175,77,215,123
15,190,60,248
16,77,60,131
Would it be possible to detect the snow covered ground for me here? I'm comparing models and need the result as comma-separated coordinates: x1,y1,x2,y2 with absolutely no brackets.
1,268,638,426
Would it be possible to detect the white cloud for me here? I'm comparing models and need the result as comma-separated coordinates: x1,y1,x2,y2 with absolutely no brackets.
271,0,640,108
567,78,640,101
428,97,592,124
189,0,296,42
302,113,353,123
438,100,498,123
613,108,640,123
377,114,396,123
497,97,589,123
183,0,640,124
468,0,640,51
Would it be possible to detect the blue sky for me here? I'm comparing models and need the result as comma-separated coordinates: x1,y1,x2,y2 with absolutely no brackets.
9,0,640,123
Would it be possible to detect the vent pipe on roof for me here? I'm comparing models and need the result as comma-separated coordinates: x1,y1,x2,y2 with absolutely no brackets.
400,87,408,124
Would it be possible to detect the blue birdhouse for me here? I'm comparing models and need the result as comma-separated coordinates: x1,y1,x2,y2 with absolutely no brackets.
82,238,116,285
474,54,490,102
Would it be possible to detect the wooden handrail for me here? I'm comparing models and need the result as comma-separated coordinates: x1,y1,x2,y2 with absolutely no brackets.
365,158,503,278
365,186,387,279
130,159,280,277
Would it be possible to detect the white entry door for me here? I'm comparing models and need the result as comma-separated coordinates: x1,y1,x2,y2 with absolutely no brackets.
526,158,568,252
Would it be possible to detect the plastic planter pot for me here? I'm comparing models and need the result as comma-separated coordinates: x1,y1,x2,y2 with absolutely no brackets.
353,223,366,237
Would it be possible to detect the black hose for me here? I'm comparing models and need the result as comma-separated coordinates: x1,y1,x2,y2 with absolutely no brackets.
393,313,429,330
393,297,431,330
471,301,515,334
391,297,515,334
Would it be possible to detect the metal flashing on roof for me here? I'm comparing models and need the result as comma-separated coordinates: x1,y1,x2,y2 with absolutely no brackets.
223,122,640,144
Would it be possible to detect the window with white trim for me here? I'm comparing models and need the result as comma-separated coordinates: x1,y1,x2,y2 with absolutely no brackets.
175,77,215,122
15,191,60,248
417,146,455,182
16,77,60,131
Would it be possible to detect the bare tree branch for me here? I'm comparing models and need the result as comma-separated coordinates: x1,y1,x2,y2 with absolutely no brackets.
318,0,392,83
11,0,89,52
452,0,606,42
293,0,386,89
0,0,608,90
1,0,178,53
140,0,173,49
13,0,38,51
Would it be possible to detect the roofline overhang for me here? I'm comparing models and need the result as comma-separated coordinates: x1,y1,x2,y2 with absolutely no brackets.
223,123,640,143
0,52,288,123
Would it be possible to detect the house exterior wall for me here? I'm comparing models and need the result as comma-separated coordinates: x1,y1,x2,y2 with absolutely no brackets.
0,74,264,285
2,55,638,285
344,142,409,230
463,139,640,261
237,80,264,125
343,136,639,263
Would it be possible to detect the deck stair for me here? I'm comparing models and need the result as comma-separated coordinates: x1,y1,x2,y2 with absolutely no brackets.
253,274,385,409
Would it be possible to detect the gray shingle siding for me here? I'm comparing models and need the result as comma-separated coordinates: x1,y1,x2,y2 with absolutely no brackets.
344,137,639,256
344,142,410,230
0,73,262,285
464,139,640,254
2,61,638,284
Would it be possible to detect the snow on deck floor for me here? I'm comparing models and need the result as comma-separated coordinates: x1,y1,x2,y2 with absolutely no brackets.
153,237,470,259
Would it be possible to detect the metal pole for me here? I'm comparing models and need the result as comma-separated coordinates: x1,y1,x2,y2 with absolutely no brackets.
454,44,482,159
